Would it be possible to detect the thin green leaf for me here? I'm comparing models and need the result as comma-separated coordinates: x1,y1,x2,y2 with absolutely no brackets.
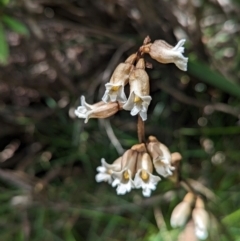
2,15,29,36
0,23,9,65
188,59,240,99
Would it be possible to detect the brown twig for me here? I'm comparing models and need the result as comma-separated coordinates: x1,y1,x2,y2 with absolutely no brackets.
157,82,240,118
137,114,145,143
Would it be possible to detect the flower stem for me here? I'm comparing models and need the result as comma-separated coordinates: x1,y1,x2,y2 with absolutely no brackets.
137,114,145,143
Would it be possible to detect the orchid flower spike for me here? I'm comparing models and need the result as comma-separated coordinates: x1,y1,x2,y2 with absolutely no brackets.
102,54,136,103
140,39,188,71
75,96,119,123
147,136,175,177
133,144,161,197
123,58,152,121
95,157,122,184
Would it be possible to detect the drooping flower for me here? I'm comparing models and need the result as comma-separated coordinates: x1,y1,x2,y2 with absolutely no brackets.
192,197,209,240
95,157,122,184
102,54,136,103
147,136,175,177
140,39,188,71
111,149,137,195
170,192,195,228
123,58,152,121
133,150,161,197
75,96,119,123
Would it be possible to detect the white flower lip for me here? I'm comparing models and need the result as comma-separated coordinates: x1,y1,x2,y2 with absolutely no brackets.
74,96,94,123
111,168,135,195
123,91,152,121
102,83,127,103
171,39,188,71
153,157,175,177
134,169,160,197
95,158,121,184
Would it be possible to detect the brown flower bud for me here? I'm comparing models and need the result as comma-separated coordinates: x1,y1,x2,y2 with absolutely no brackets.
147,136,175,177
75,96,119,123
140,39,188,71
102,54,136,103
123,58,152,121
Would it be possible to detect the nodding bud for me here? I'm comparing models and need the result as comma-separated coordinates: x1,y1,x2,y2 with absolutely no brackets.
170,192,195,228
192,197,209,240
102,54,137,103
140,39,188,71
75,96,119,123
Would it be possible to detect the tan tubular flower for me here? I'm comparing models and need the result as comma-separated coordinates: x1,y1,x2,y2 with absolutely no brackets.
133,144,161,197
123,58,152,121
147,136,175,177
95,157,122,184
170,192,195,228
141,39,188,71
111,149,137,195
102,54,136,103
75,96,119,123
192,197,209,240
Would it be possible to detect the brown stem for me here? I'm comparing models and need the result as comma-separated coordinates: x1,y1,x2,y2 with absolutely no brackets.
137,114,145,143
180,179,197,195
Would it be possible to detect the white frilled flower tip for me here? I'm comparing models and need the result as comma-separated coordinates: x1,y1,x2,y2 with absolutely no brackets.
134,152,161,197
123,92,151,121
192,208,209,240
95,158,121,184
147,136,175,177
102,54,136,104
141,39,188,71
102,83,127,103
111,149,137,195
112,168,135,195
75,96,119,123
123,58,152,121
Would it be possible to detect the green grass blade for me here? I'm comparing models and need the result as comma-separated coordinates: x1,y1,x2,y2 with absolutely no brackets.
188,60,240,99
2,15,29,36
0,23,9,65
